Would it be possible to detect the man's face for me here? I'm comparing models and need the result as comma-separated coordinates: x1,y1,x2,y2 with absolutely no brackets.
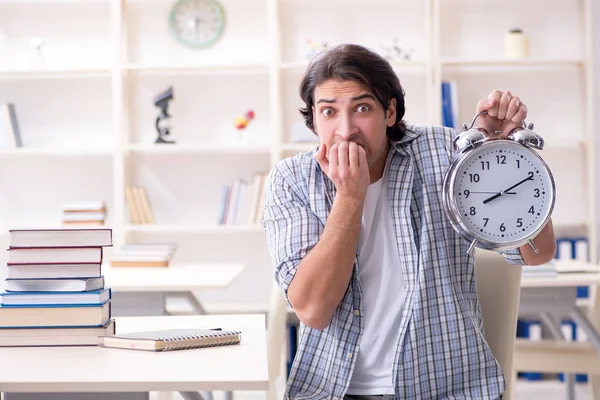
312,79,396,170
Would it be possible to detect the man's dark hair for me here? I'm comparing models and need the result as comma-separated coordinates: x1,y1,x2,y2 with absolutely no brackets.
299,43,407,141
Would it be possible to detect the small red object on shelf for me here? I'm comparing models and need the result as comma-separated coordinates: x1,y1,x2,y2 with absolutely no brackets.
234,110,255,130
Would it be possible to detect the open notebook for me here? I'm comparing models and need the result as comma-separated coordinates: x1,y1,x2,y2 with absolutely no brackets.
101,328,242,352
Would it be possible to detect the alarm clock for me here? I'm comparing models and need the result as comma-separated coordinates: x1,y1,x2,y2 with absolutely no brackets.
442,110,556,255
169,0,225,49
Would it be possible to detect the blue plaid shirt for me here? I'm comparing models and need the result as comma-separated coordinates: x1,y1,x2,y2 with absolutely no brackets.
263,124,524,400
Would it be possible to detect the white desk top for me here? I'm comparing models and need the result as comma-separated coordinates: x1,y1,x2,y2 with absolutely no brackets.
103,264,245,292
521,260,600,288
521,272,600,288
0,314,268,393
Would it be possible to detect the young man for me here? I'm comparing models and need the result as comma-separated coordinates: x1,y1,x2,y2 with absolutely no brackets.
263,44,556,400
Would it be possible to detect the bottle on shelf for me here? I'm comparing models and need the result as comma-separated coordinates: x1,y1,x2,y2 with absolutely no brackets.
504,28,529,59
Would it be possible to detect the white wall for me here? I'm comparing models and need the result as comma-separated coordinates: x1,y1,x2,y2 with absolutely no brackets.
595,1,600,260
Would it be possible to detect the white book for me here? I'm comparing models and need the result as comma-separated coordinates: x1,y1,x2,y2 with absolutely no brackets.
62,212,106,222
62,201,106,212
7,247,104,264
225,179,242,224
5,277,104,292
1,288,111,306
9,228,112,248
247,173,264,224
7,263,101,279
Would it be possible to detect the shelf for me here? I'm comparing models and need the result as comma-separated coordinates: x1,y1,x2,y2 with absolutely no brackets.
0,0,108,3
0,147,113,157
125,224,265,234
0,67,111,80
126,143,272,155
280,60,426,73
281,142,319,152
280,140,581,153
125,63,269,76
441,58,585,69
542,139,585,151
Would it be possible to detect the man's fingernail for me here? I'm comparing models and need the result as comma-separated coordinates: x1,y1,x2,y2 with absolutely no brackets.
486,99,493,105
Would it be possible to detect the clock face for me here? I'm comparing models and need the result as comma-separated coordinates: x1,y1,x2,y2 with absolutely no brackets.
169,0,225,49
449,140,555,247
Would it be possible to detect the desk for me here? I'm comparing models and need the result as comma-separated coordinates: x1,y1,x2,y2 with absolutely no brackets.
518,267,600,400
0,314,268,400
104,264,245,316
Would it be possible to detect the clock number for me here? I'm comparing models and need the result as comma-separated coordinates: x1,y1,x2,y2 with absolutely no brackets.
528,171,534,179
469,173,480,183
516,160,521,169
496,155,506,165
464,190,470,198
470,207,476,216
481,161,490,171
500,223,506,232
517,218,523,228
528,206,535,214
534,189,540,197
483,218,489,227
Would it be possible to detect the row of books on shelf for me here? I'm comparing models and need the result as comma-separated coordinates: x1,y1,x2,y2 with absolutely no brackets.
1,227,114,347
522,237,598,278
519,236,593,382
125,185,154,224
518,318,590,383
218,172,268,226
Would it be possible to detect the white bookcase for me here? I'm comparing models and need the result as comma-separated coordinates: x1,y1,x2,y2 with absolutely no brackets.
0,0,595,307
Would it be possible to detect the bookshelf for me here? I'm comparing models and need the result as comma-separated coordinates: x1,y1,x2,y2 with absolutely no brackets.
0,0,596,306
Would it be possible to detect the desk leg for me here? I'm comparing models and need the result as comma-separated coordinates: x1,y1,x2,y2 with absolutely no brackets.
166,292,207,315
589,284,600,400
571,307,600,354
540,312,576,400
110,292,168,317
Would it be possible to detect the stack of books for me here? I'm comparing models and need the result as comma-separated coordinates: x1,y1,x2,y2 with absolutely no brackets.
62,201,107,227
0,228,115,347
110,243,178,268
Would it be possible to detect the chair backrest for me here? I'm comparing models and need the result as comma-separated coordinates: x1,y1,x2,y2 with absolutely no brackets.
474,249,523,400
266,280,289,400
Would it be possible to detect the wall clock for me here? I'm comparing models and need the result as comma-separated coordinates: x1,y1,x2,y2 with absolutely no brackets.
169,0,225,49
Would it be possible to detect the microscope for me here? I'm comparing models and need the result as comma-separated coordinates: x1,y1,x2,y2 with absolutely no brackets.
154,86,175,144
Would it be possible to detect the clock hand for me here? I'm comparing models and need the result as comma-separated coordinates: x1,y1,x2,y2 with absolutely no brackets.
483,173,534,205
467,191,516,194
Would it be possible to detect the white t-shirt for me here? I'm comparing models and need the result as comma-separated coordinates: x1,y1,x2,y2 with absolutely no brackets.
346,167,406,395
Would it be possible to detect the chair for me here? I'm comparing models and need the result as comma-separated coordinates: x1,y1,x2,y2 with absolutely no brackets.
266,280,290,400
475,249,523,400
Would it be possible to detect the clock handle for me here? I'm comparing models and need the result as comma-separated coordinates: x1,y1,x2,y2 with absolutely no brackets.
462,110,489,132
467,239,477,255
528,239,539,254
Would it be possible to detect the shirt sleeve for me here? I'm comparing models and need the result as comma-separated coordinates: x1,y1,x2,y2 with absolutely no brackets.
262,161,324,306
498,248,526,265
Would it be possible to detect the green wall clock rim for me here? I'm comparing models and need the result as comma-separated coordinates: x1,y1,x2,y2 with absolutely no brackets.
169,0,226,50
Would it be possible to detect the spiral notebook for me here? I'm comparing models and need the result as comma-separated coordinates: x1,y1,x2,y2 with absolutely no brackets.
101,328,242,351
